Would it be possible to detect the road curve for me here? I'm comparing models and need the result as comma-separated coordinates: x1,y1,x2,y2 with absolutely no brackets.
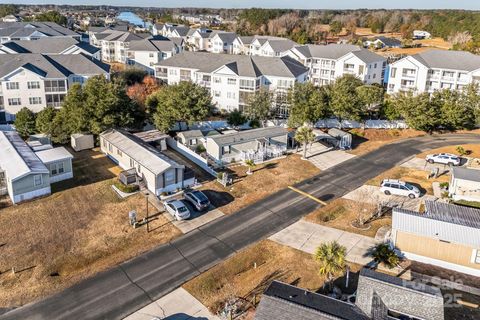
2,133,479,320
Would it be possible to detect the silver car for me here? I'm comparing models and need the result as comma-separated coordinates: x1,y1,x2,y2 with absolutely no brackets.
380,179,421,199
184,190,211,211
163,200,191,220
425,153,461,166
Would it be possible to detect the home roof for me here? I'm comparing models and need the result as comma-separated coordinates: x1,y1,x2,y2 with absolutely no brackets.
178,130,204,139
0,131,49,181
1,37,99,54
411,49,480,72
452,167,480,182
212,31,237,43
101,129,183,175
209,127,288,147
376,36,401,47
255,280,369,320
266,39,298,52
156,52,308,78
425,200,480,229
351,49,385,64
171,26,190,37
0,21,79,37
0,53,110,79
128,36,176,52
35,147,73,164
294,44,361,59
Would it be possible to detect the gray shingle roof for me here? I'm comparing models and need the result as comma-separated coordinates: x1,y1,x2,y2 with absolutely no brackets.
128,36,176,52
156,52,308,78
351,49,385,64
452,166,480,182
376,36,401,47
255,281,369,320
265,39,298,52
0,21,79,37
209,127,288,147
1,37,99,54
99,30,144,42
212,31,237,43
294,44,361,59
412,49,480,72
0,53,109,78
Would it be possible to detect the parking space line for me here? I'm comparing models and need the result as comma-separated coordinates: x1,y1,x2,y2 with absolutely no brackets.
288,186,328,206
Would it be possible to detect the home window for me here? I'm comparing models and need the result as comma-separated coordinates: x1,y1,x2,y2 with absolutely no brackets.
51,164,57,175
8,98,21,106
33,174,42,186
6,82,19,90
227,78,236,85
390,68,397,78
58,162,64,174
108,143,113,152
27,81,40,89
164,170,175,185
29,97,42,104
475,250,480,264
222,145,230,154
213,77,221,83
149,52,154,58
130,158,134,168
117,149,122,156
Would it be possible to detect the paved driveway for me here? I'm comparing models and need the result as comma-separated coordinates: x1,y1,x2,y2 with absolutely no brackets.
269,220,378,265
4,134,479,320
297,142,357,170
123,288,219,320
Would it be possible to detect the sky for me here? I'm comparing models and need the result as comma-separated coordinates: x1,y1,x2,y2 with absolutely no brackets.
2,0,480,10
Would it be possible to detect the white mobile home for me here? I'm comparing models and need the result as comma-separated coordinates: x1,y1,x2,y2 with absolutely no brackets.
35,147,74,183
0,130,51,203
449,167,480,202
100,129,195,195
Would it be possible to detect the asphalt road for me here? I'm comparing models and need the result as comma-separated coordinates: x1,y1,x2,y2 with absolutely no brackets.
2,134,479,320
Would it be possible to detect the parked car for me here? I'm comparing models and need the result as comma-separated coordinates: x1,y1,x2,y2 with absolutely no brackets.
184,190,211,211
425,153,461,166
380,179,421,199
163,200,191,220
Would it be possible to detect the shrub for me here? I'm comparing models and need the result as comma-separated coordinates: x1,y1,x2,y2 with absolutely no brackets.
370,243,400,269
439,182,449,189
217,172,224,180
456,146,467,156
112,179,139,193
196,144,206,153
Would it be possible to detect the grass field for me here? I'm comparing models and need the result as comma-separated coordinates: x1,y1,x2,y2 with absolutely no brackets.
0,148,180,307
348,129,425,156
200,154,320,215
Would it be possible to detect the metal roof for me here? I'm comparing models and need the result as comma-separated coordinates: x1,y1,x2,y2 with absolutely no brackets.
0,131,48,181
393,200,480,247
452,166,480,183
101,129,183,175
35,147,73,164
208,127,287,147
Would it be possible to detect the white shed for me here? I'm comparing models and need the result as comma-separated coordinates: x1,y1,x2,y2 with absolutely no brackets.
449,167,480,202
71,133,94,152
327,128,352,150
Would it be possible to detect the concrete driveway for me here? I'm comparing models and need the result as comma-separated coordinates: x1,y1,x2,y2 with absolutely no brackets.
298,142,357,170
164,201,225,234
400,157,455,174
123,288,219,320
269,220,378,265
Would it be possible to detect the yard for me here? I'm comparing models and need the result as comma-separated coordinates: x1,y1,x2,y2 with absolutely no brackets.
348,129,425,156
200,154,320,214
183,240,362,314
0,148,181,308
304,198,391,238
416,144,480,159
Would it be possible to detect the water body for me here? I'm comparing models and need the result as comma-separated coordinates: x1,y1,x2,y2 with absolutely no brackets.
117,11,152,28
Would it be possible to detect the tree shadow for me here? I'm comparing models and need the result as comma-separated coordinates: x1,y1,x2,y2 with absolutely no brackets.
201,189,235,208
163,314,208,320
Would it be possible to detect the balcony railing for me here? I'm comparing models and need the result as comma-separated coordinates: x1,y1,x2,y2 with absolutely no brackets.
402,73,416,78
45,87,66,93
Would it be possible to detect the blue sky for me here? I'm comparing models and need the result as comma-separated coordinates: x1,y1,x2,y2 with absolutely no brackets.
3,1,480,10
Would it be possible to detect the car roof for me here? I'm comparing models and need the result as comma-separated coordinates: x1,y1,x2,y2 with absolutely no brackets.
382,179,405,184
169,200,186,207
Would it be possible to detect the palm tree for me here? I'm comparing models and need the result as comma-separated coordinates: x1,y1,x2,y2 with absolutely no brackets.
295,126,316,160
245,159,256,175
370,243,400,269
313,241,347,291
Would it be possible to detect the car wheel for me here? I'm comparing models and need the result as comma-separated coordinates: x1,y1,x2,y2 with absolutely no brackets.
408,194,415,199
448,162,454,166
384,190,391,195
428,159,434,164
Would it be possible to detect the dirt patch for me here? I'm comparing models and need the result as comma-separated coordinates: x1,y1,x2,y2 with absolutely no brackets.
304,198,391,238
348,129,425,156
0,149,181,308
200,155,320,214
183,240,361,313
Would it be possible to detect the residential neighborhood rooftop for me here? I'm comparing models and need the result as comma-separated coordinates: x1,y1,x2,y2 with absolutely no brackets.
0,21,79,37
452,166,480,182
0,37,99,54
208,127,288,146
411,49,480,72
35,147,74,164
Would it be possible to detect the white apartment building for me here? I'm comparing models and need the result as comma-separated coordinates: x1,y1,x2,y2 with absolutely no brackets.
232,36,296,57
208,32,237,54
0,37,100,60
387,50,480,94
154,52,309,117
91,30,147,63
287,44,387,86
0,22,81,43
127,37,181,74
185,28,213,51
0,53,110,121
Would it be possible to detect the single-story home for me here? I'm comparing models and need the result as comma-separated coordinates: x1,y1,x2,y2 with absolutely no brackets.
205,127,289,164
100,129,195,195
0,130,51,204
35,147,74,184
255,268,444,320
364,36,402,49
177,130,204,148
449,167,480,202
413,30,431,40
392,200,480,276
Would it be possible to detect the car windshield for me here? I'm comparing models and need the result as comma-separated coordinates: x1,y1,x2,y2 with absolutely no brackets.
404,184,414,190
193,191,208,201
177,206,188,213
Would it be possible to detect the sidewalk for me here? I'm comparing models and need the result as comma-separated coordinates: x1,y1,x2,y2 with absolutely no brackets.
269,220,379,266
123,287,220,320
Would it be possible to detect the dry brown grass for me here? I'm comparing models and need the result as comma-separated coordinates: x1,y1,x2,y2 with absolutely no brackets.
304,198,391,238
183,240,362,313
348,129,425,156
366,166,449,195
415,37,452,49
0,149,181,307
200,155,320,214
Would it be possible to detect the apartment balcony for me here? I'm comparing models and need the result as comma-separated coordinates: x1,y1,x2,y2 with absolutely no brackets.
343,69,355,75
441,76,455,82
427,75,440,80
401,73,416,79
400,85,416,90
199,80,211,87
46,102,62,108
45,87,66,93
180,76,191,82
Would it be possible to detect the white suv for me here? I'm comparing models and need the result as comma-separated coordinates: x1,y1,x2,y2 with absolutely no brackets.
380,179,421,199
425,153,461,166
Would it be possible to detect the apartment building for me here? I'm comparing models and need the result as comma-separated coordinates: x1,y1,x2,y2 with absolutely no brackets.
0,53,110,121
91,29,147,63
0,22,80,43
392,200,480,276
185,28,213,51
387,49,480,94
287,44,386,86
0,37,100,60
154,52,309,116
232,36,296,57
208,32,237,54
127,36,181,74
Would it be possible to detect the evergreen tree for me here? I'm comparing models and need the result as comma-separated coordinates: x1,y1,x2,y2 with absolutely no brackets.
14,107,36,138
329,75,364,123
35,105,57,135
288,82,330,127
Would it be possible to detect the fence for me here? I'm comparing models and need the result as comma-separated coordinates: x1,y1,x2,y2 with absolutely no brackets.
266,119,408,129
166,137,217,177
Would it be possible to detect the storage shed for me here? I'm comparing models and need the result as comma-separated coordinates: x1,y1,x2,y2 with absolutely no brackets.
71,133,94,152
328,128,352,150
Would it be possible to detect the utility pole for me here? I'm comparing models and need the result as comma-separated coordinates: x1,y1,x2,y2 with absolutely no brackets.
145,192,150,233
